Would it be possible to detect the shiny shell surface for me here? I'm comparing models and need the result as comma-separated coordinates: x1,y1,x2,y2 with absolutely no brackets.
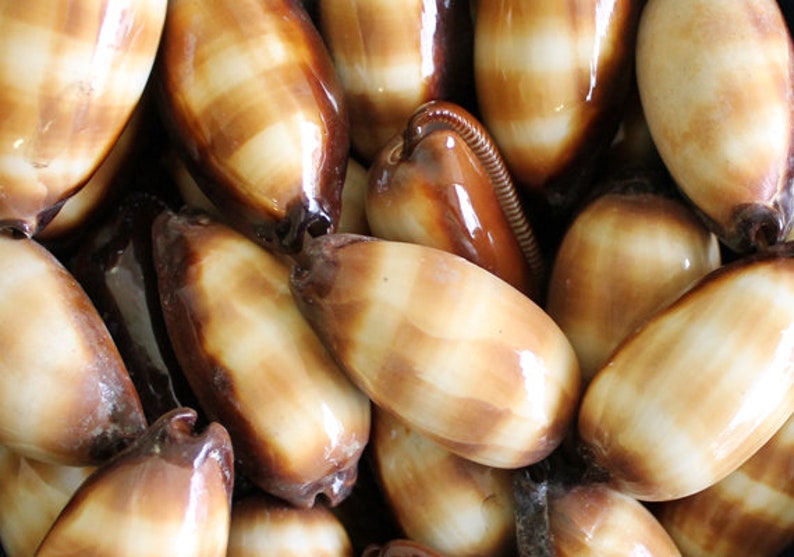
0,0,166,237
0,233,146,466
579,245,794,501
152,211,371,508
159,0,349,252
291,233,581,469
636,0,794,251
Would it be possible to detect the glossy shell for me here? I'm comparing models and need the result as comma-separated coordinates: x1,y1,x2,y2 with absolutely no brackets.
0,446,95,557
319,0,473,162
367,101,543,298
657,412,794,556
0,233,146,466
546,180,721,382
578,244,794,501
36,408,234,557
290,233,581,469
371,407,516,556
474,0,640,206
0,0,166,237
158,0,349,253
636,0,794,252
227,493,353,557
548,483,681,556
152,211,371,507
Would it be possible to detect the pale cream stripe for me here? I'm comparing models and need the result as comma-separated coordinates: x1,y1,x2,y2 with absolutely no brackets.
717,469,794,525
338,58,426,97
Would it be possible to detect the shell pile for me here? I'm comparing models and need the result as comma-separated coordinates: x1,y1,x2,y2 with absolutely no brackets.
4,0,794,556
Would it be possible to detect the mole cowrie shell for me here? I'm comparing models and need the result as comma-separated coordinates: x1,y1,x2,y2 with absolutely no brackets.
35,408,234,557
0,446,95,557
158,0,349,254
290,233,581,469
578,243,794,501
0,0,166,237
0,233,146,466
636,0,794,252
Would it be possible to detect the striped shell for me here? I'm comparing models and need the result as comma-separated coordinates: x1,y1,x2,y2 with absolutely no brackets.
657,412,794,556
578,243,794,501
474,0,640,206
36,408,234,557
318,0,474,162
290,233,581,469
636,0,794,252
0,0,166,237
158,0,349,253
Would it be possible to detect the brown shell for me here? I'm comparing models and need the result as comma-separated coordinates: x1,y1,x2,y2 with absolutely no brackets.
36,408,234,557
578,244,794,501
0,233,146,466
636,0,794,252
152,211,371,508
290,233,581,469
158,0,349,253
474,0,640,206
0,0,166,237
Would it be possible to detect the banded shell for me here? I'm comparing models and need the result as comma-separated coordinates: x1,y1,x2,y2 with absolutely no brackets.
0,446,95,557
578,242,794,501
371,407,516,556
152,211,370,507
290,233,581,469
227,493,353,557
318,0,474,162
158,0,349,253
0,0,166,237
474,0,640,206
0,232,146,466
656,412,794,556
35,408,234,557
546,173,721,383
547,483,681,556
636,0,794,252
367,100,545,298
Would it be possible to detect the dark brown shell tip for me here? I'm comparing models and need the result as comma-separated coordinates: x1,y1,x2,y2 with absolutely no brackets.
732,203,786,253
255,204,335,254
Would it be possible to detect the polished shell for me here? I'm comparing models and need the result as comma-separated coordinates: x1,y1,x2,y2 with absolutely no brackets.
474,0,640,204
371,407,516,556
636,0,794,252
547,186,721,382
290,233,581,469
152,211,371,508
159,0,349,253
657,412,794,556
0,233,146,466
318,0,473,162
0,0,166,237
579,245,794,501
35,408,234,557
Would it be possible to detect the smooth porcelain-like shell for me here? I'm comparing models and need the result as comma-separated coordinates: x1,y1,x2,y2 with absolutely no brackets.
290,233,581,469
319,0,473,162
0,446,95,557
474,0,640,206
636,0,794,252
227,493,353,557
578,243,794,501
35,408,234,557
367,101,541,297
152,211,371,507
0,233,146,466
0,0,166,237
371,407,516,557
546,178,721,382
158,0,349,253
548,483,681,556
656,412,794,556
